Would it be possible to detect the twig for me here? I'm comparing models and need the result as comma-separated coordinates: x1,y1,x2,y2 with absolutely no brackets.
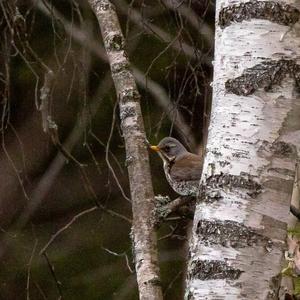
26,239,38,300
161,0,214,46
33,281,48,300
43,252,63,299
98,202,132,224
158,224,179,241
164,196,194,214
40,205,131,255
105,100,131,202
90,131,124,175
35,0,195,151
11,73,112,229
163,269,183,296
39,70,54,133
144,28,183,77
155,196,195,227
39,206,98,255
133,69,196,150
102,246,134,273
114,0,208,62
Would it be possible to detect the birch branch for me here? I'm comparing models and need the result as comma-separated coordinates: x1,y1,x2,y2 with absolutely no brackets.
88,1,163,299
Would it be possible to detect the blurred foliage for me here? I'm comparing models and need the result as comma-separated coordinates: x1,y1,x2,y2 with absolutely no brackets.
0,0,214,299
288,226,300,238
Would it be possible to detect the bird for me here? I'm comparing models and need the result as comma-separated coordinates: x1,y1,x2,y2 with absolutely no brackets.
150,137,203,196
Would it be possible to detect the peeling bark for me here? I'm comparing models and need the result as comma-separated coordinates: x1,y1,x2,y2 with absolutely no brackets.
88,1,163,299
186,0,300,298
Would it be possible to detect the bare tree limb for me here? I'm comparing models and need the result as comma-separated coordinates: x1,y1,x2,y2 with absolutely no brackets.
15,73,112,229
113,0,209,62
39,69,54,133
34,0,195,149
88,1,163,299
155,195,194,226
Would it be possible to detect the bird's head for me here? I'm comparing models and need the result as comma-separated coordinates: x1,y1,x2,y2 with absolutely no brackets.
150,137,187,163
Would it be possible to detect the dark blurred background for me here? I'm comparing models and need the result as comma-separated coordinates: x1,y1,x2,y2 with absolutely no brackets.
0,0,214,299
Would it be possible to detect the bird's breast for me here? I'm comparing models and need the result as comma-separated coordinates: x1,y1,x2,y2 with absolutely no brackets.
163,161,199,196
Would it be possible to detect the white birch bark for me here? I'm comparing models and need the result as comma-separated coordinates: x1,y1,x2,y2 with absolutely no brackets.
186,0,300,299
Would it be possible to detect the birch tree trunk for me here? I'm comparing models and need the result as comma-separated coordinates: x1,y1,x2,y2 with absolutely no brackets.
186,1,300,299
88,1,163,299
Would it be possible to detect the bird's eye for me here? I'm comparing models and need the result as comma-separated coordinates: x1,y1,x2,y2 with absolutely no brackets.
164,146,170,152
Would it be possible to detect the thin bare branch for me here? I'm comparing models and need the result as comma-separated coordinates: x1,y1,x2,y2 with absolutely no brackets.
35,0,195,150
105,101,131,202
43,252,63,299
102,246,134,273
88,1,163,299
26,239,38,300
113,0,209,62
39,69,54,133
39,204,132,256
15,74,112,228
162,0,214,46
39,206,98,255
133,68,196,150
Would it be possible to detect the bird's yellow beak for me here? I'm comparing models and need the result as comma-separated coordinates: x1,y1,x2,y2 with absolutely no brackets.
150,145,160,152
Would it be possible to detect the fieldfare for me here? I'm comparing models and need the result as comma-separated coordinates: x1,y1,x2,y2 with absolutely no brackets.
150,137,203,196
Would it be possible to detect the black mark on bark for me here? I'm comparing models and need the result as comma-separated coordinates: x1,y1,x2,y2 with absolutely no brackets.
258,140,297,159
200,189,223,204
95,1,114,12
206,173,262,196
105,33,124,51
196,219,272,249
144,277,161,286
199,173,262,202
219,1,300,28
270,141,297,158
186,292,194,300
120,106,136,121
188,259,243,280
121,88,140,103
225,59,300,96
111,60,130,74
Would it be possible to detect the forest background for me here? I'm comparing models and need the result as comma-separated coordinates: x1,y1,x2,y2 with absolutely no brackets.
0,0,214,299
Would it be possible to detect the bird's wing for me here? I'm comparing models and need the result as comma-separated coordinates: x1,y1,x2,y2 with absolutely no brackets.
170,153,203,182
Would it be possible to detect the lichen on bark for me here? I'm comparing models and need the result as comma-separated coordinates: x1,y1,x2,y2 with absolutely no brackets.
196,219,272,248
258,140,297,159
206,173,262,192
225,59,300,96
188,259,243,280
219,1,300,28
